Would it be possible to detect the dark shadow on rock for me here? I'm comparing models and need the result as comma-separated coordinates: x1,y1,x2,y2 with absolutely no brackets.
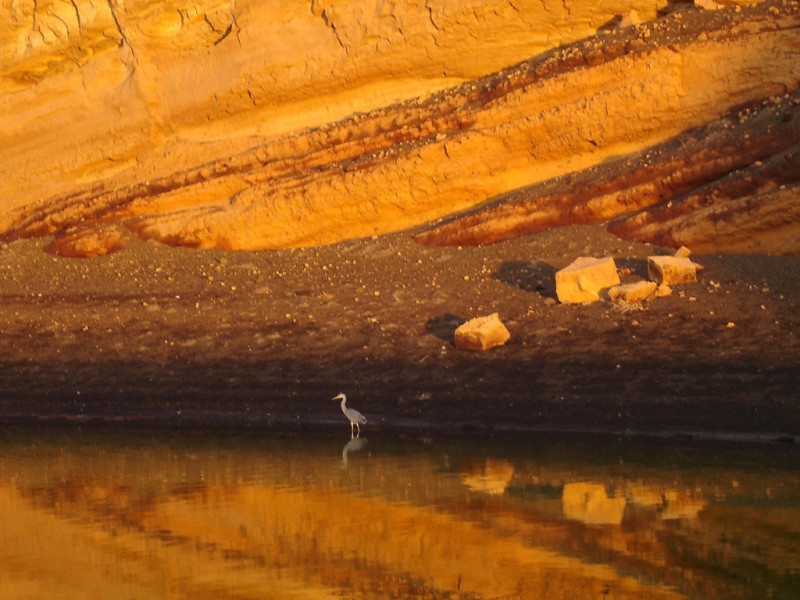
494,260,557,299
425,313,464,342
615,257,650,282
596,14,623,34
658,0,695,17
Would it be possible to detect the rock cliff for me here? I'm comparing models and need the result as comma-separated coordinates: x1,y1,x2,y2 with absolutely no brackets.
1,0,799,256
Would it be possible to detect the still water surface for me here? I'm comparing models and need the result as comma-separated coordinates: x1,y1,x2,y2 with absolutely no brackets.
0,425,798,600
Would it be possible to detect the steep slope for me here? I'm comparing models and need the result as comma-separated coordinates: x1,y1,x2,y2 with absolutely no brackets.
416,91,800,254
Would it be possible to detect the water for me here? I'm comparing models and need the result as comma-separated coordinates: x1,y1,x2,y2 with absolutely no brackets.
0,425,798,600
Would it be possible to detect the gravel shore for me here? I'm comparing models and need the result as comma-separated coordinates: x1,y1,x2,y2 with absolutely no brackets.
2,226,798,441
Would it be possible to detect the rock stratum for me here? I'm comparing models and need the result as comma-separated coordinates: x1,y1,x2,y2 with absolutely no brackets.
1,0,799,257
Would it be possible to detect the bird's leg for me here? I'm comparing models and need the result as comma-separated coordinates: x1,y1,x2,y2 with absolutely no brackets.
355,422,360,436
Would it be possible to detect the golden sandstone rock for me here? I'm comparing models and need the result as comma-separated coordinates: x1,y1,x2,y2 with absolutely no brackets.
555,257,620,304
454,313,511,351
647,256,701,285
45,224,133,258
1,1,799,255
608,280,658,304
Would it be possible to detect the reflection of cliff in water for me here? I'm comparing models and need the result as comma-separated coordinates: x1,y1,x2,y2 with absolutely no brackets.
0,427,798,600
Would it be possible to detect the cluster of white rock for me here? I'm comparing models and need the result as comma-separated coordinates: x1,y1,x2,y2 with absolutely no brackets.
453,247,702,351
555,246,702,305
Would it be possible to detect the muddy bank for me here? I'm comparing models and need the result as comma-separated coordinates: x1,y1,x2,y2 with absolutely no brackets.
1,226,798,440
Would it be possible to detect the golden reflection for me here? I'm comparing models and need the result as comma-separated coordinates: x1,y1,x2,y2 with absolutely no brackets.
563,483,709,526
0,430,798,600
562,481,627,525
459,459,514,495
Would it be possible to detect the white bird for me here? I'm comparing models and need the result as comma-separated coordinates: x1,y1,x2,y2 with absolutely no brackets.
332,393,367,437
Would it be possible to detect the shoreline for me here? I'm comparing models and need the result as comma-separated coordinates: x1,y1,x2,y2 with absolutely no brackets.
1,401,797,446
1,228,798,443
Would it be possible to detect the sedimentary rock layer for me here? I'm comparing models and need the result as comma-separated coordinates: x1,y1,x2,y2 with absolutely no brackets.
416,91,800,254
0,0,670,216
1,1,799,255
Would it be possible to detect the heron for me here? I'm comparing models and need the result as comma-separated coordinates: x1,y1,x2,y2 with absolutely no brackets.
332,392,367,437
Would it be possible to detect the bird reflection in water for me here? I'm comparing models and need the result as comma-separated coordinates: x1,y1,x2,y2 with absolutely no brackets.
341,436,368,469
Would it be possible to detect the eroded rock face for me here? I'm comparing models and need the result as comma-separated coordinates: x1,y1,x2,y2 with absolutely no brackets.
1,1,799,256
415,90,800,254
